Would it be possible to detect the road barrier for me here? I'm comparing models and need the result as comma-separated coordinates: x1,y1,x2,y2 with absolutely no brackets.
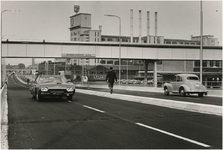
1,83,9,149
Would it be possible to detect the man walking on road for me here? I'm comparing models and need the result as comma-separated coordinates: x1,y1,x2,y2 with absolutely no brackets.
106,67,117,94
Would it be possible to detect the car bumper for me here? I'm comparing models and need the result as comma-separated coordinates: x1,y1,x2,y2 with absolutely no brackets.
186,91,208,95
40,89,75,97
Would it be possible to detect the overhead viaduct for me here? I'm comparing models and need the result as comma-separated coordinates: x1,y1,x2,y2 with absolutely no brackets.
1,40,222,87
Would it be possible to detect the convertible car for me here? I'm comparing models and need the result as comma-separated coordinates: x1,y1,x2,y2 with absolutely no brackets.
29,75,75,101
163,74,208,97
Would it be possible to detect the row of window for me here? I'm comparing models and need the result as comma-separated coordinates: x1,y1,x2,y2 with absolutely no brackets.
194,60,222,68
165,41,200,45
71,31,80,36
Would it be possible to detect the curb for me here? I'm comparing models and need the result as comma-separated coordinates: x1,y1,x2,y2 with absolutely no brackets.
75,84,222,98
1,85,9,149
76,89,222,116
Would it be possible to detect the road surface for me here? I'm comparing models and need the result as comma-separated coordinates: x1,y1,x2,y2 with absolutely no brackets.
6,74,222,149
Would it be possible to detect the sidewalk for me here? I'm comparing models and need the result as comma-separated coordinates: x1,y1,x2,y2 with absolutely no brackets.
75,83,222,97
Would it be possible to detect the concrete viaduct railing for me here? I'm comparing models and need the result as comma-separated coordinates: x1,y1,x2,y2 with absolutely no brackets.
1,40,222,60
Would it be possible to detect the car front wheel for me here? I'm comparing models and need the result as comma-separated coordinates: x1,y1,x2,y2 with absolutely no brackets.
36,91,42,101
179,88,186,97
164,87,169,96
67,96,73,101
198,93,204,97
32,93,36,99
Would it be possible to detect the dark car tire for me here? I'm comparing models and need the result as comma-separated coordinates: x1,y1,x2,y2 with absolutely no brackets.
179,87,186,97
36,91,42,101
164,87,169,96
198,93,204,97
67,96,73,101
32,94,36,99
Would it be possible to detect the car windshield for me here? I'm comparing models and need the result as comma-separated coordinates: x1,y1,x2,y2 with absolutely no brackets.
38,76,66,83
187,76,199,81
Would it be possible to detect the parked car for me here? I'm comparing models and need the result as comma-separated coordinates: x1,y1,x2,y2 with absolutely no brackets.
141,79,154,84
120,79,128,84
163,74,208,97
29,75,75,101
132,79,141,84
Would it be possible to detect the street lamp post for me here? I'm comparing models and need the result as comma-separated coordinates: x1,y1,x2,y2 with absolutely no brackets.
105,14,121,85
1,9,23,87
200,0,203,83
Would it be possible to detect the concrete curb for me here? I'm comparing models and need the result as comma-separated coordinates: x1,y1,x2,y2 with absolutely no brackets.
77,89,222,116
1,85,9,149
75,84,222,98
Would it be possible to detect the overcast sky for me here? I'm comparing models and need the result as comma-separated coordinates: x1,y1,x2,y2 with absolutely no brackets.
1,0,222,65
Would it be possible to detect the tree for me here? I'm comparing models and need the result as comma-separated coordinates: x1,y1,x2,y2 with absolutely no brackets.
18,63,25,69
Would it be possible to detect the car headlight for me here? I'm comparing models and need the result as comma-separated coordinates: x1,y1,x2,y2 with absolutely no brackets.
41,87,48,92
66,87,74,92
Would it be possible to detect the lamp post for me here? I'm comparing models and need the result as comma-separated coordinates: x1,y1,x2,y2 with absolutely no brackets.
200,0,203,83
1,9,23,39
2,35,15,39
1,9,22,87
105,14,121,86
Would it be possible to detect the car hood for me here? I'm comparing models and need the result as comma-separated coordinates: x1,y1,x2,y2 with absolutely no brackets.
38,82,75,89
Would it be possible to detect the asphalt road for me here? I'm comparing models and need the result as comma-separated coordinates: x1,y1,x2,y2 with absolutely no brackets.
6,74,222,149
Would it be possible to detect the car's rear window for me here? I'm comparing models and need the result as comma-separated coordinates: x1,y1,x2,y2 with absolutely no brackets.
187,76,199,80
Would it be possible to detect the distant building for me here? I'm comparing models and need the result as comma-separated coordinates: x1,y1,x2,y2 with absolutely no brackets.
61,10,223,87
191,35,219,46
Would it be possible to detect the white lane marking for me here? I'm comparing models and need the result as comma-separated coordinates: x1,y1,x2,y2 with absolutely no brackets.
83,105,105,113
135,123,210,148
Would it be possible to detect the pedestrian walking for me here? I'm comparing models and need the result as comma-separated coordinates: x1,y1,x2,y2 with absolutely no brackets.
106,67,117,94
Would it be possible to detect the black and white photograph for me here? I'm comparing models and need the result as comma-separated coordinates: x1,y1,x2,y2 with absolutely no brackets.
1,0,222,149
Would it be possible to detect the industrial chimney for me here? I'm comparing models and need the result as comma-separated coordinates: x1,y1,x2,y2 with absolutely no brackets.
130,9,133,43
155,12,158,44
139,10,142,43
147,11,150,44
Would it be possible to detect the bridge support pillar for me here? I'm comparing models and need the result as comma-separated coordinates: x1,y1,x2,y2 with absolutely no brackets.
144,60,149,86
153,61,157,88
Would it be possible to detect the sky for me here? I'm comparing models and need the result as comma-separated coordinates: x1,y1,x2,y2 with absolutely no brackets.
1,0,222,66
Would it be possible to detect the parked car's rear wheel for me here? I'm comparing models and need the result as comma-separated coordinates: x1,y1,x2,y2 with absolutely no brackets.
179,88,186,97
198,93,204,97
164,87,169,95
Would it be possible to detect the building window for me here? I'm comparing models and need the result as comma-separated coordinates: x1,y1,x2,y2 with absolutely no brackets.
157,61,162,65
107,60,113,64
210,61,222,67
194,60,208,67
100,60,106,64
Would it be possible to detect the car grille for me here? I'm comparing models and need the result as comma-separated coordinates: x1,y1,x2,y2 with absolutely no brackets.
48,89,66,93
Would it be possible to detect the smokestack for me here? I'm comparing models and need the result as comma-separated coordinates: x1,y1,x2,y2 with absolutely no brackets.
155,12,158,44
130,9,133,43
147,11,150,44
139,10,142,43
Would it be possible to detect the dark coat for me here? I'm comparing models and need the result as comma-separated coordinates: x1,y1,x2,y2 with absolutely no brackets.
106,70,117,83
